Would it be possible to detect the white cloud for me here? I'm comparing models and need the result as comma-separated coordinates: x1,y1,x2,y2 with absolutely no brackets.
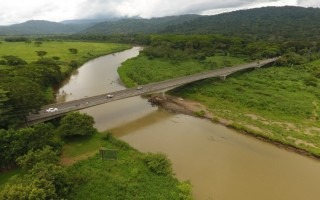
0,0,318,25
298,0,320,7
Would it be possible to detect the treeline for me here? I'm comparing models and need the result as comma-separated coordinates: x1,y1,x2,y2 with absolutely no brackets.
140,35,320,64
4,37,31,42
0,57,73,128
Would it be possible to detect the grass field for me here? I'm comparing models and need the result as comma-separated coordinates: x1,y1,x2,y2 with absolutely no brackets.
118,55,246,87
0,41,130,73
119,55,320,156
60,133,106,166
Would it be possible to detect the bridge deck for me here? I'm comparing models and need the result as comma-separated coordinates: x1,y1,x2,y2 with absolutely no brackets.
26,57,278,125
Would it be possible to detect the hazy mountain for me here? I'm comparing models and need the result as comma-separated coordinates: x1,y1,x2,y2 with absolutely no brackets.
81,15,201,34
60,18,120,25
0,20,90,35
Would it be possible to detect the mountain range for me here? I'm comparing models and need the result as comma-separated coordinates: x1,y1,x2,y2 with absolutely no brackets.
0,6,319,40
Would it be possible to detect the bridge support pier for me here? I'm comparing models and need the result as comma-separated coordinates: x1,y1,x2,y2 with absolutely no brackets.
219,75,227,80
162,91,167,100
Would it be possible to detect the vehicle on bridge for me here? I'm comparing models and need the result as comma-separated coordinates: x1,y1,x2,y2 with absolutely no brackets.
46,108,58,112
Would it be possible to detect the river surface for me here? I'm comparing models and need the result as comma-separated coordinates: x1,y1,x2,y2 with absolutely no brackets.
58,47,320,200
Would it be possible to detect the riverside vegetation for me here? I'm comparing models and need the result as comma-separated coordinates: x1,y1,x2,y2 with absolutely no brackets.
118,34,320,157
0,112,192,199
0,40,130,128
0,40,192,199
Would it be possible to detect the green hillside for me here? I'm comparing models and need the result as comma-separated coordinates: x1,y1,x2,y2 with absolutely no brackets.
163,6,320,40
81,6,320,41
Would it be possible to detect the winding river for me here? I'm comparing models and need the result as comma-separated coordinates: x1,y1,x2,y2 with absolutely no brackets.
57,47,320,200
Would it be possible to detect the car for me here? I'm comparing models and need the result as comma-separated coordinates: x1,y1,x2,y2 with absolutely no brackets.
46,107,58,112
107,94,114,98
137,86,143,90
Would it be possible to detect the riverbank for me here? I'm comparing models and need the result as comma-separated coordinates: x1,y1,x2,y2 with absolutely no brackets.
151,94,320,160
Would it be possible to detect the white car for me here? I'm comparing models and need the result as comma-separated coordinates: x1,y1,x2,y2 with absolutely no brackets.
137,86,143,90
46,107,58,112
107,94,114,98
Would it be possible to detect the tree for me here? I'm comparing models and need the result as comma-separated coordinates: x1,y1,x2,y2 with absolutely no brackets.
34,41,42,47
0,181,56,200
68,48,78,54
0,77,47,118
1,55,27,66
0,88,9,126
16,146,59,170
35,50,47,59
277,52,307,66
0,123,62,169
15,63,62,87
0,163,71,199
57,112,97,137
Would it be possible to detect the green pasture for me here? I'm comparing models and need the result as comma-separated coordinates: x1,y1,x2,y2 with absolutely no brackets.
0,41,130,73
118,55,246,87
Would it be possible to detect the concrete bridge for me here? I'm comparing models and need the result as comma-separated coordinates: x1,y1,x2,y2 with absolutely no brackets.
26,57,278,125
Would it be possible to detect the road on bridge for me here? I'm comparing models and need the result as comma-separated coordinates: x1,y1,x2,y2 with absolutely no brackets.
27,57,278,124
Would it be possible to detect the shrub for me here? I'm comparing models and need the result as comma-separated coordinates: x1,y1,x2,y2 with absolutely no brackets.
0,59,6,65
141,153,172,176
68,60,79,68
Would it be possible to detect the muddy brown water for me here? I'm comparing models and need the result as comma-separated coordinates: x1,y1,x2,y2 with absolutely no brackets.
57,47,320,200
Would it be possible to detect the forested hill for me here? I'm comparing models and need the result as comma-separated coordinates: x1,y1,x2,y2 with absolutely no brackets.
81,6,320,40
81,15,201,34
0,20,90,35
162,6,320,40
2,6,320,39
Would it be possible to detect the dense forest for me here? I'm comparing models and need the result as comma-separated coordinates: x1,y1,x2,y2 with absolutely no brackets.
162,6,320,40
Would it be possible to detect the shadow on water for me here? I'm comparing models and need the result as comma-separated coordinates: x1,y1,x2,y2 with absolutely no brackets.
110,108,172,137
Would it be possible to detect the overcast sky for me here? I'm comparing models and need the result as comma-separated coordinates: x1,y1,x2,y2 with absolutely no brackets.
0,0,319,25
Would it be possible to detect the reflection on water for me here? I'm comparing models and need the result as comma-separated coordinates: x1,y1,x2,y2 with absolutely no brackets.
57,47,320,200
